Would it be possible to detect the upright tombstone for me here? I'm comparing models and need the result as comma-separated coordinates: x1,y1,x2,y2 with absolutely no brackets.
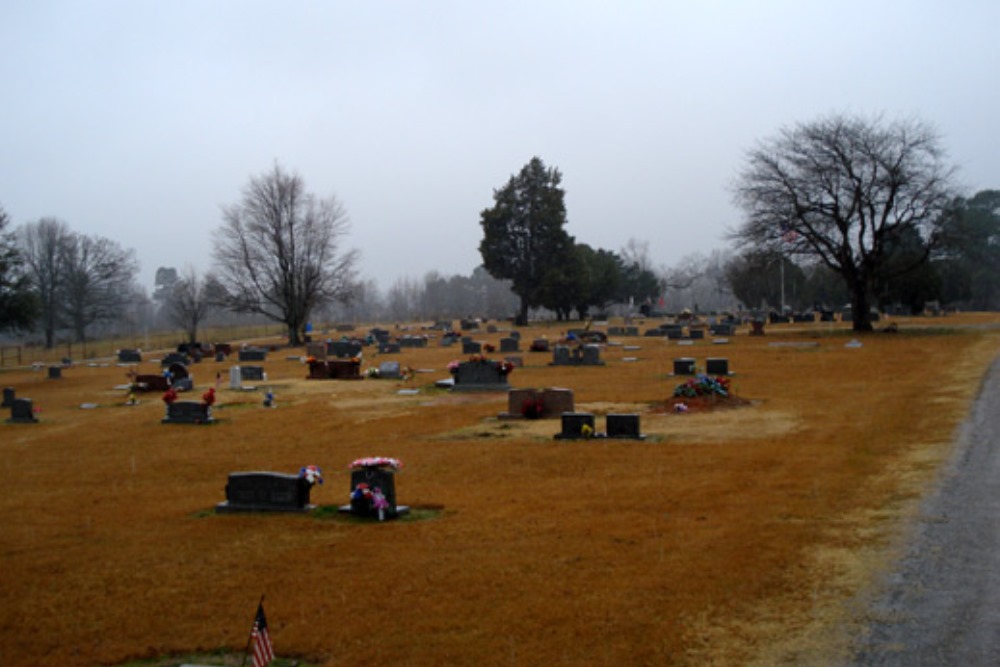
451,359,511,392
706,358,730,376
379,342,401,354
229,366,243,389
688,328,705,340
238,347,267,362
306,342,327,360
344,461,409,520
530,338,550,352
500,337,520,353
462,340,482,355
328,359,362,379
161,352,190,367
398,335,427,348
329,340,363,359
551,344,604,366
554,412,596,439
606,414,645,440
710,323,735,336
7,398,38,423
2,387,15,408
216,472,314,513
135,374,170,392
117,349,142,364
162,400,213,424
47,366,62,380
241,366,266,382
378,361,402,379
673,358,696,375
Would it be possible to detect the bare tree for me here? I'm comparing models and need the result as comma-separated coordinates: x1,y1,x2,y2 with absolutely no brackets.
61,233,139,343
732,113,957,331
164,266,214,344
19,217,73,348
213,164,358,345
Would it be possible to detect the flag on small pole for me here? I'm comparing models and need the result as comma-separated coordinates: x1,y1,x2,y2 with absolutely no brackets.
242,596,275,667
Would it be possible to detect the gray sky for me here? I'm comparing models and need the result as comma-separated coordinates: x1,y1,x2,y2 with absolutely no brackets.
3,1,998,293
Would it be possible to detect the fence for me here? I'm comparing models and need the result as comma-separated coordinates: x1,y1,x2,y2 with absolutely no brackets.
0,324,289,369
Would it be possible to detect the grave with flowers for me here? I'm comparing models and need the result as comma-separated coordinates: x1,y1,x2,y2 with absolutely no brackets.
550,344,604,366
659,373,750,414
161,386,215,424
499,387,575,420
307,356,362,380
448,355,514,391
216,465,323,513
339,457,409,521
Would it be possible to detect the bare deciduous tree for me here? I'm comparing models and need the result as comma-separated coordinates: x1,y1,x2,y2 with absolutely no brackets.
732,113,957,331
19,217,73,348
61,233,139,343
164,266,214,344
213,164,358,345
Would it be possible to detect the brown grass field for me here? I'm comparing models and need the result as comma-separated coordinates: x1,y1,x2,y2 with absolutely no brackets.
1,314,999,667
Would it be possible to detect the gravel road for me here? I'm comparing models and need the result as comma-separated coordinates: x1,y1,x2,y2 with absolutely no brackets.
848,355,1000,665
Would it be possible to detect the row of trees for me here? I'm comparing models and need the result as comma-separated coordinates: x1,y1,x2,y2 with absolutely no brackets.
3,113,997,345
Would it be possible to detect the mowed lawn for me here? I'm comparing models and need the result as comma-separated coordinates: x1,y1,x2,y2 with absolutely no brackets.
1,315,998,667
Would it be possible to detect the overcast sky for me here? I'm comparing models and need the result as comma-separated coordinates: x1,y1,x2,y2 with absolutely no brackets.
2,1,998,293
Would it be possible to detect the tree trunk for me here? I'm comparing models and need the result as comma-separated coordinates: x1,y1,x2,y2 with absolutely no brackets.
850,285,874,332
516,298,529,327
287,322,302,347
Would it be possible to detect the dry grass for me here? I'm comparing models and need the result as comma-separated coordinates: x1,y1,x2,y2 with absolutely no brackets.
1,315,998,667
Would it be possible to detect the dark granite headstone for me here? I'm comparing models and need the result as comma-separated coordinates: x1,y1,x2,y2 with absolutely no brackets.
162,401,213,424
172,377,194,392
2,387,14,408
238,348,267,362
348,467,401,519
606,414,644,439
214,351,226,362
665,328,684,340
379,342,401,354
8,398,37,423
216,472,313,513
530,338,550,352
47,366,62,380
161,352,190,367
706,358,730,375
451,360,510,391
500,337,520,353
554,412,596,439
688,328,705,340
673,358,696,375
710,323,735,336
117,349,142,363
398,336,427,348
551,344,603,366
462,341,482,354
241,365,266,382
168,362,190,380
306,342,327,360
329,340,363,358
135,374,171,392
460,319,479,331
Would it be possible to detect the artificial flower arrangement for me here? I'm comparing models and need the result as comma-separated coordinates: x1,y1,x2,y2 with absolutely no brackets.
201,387,216,407
162,387,178,405
673,374,731,399
521,397,545,419
349,456,403,471
298,465,324,485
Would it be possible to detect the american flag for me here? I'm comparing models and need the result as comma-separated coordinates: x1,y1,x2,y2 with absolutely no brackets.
250,602,275,667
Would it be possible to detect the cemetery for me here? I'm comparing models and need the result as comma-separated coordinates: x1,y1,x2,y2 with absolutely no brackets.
0,313,999,666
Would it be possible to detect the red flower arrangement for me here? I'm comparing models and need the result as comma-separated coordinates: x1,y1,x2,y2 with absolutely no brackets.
162,388,178,405
201,387,216,407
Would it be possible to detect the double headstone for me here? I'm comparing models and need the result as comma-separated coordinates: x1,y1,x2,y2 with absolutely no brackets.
500,337,520,353
551,344,604,366
238,348,267,362
306,342,327,360
329,340,363,359
216,472,313,513
162,401,213,424
451,360,510,391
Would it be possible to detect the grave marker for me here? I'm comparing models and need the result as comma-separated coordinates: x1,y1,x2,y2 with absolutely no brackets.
2,387,14,408
606,414,645,439
7,398,37,423
554,412,596,439
47,366,62,380
216,472,314,513
117,349,142,363
162,401,213,424
238,348,267,362
706,358,730,375
451,359,511,391
673,358,696,375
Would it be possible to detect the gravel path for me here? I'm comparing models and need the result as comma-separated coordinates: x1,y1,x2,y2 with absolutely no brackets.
848,354,1000,665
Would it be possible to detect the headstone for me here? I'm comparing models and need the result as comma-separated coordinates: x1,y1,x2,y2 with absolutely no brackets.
348,467,404,519
793,313,815,323
486,324,498,334
542,388,575,416
688,328,705,340
329,340,363,359
530,338,550,352
117,349,142,363
48,366,62,380
135,374,170,392
2,387,15,408
336,323,355,332
241,366,266,382
552,345,571,365
581,344,602,365
168,362,190,380
161,352,190,367
216,472,314,513
665,328,684,340
710,323,735,336
706,358,730,375
369,328,391,344
398,336,427,348
673,358,696,375
229,366,243,389
451,360,511,391
606,414,644,439
462,341,482,354
551,344,604,366
309,359,362,380
161,401,213,424
238,348,267,362
172,377,194,392
460,319,479,331
306,342,327,360
503,387,574,419
214,343,233,356
378,361,402,379
379,342,401,354
554,412,596,439
500,337,520,353
8,398,37,423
